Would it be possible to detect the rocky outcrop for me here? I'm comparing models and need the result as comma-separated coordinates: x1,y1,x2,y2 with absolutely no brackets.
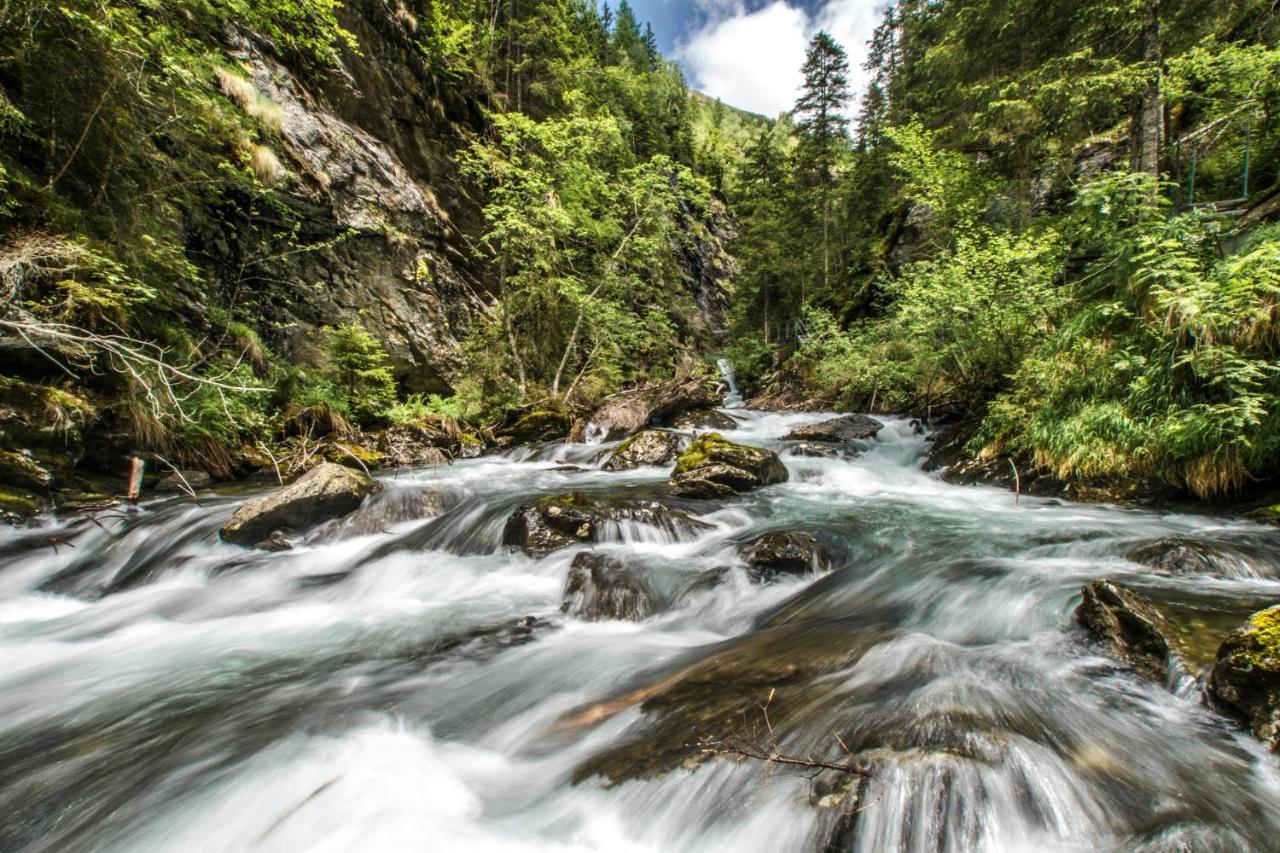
1075,580,1173,681
1208,605,1280,750
220,462,380,547
782,415,883,443
561,553,655,621
602,431,683,471
503,492,711,556
739,532,828,581
585,378,721,442
668,434,788,499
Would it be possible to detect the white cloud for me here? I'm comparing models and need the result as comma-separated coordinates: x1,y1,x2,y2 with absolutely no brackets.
677,0,886,117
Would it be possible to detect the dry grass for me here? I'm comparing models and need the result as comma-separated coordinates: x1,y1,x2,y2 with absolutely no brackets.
250,145,284,186
217,68,284,133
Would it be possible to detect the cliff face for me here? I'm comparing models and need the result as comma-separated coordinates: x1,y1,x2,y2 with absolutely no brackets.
211,0,731,392
226,0,487,392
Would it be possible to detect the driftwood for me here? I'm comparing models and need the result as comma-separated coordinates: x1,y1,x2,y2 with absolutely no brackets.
584,377,719,441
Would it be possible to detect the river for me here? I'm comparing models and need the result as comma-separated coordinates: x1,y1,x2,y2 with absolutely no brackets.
0,410,1277,852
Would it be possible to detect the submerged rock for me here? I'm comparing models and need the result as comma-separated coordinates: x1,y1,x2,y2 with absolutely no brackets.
1127,538,1277,579
562,553,655,621
739,532,828,581
254,530,294,552
220,463,381,547
667,408,738,431
566,621,873,785
787,442,848,459
782,414,883,444
603,431,683,471
1075,580,1173,681
504,492,710,557
1208,605,1280,750
668,434,788,499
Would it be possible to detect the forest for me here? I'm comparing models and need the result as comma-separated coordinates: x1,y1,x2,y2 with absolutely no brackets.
0,0,1278,508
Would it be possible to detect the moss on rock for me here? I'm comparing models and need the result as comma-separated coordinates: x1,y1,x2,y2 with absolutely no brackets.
1209,604,1280,749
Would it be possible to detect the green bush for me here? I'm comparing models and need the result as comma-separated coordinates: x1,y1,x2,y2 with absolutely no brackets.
322,321,398,423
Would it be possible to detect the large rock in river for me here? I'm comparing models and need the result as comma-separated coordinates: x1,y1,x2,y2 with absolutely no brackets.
668,434,788,499
603,431,683,471
1208,605,1280,750
782,414,883,443
504,493,711,557
739,531,828,581
562,552,656,621
1075,580,1174,681
220,463,380,547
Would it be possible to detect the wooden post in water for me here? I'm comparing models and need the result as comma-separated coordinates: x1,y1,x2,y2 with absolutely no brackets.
126,456,144,504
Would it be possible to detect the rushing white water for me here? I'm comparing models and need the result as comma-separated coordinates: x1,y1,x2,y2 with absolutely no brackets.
1,411,1279,852
716,358,743,409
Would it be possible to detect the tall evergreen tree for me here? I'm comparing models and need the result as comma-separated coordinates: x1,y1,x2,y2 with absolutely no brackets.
793,31,851,297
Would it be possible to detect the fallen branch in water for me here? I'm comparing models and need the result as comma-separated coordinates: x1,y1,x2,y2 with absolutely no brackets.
698,689,873,779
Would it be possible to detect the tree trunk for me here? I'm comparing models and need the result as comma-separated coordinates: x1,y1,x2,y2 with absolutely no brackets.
499,251,527,396
1136,0,1162,182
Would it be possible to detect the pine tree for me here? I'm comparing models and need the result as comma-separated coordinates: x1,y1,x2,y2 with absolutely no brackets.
793,31,851,298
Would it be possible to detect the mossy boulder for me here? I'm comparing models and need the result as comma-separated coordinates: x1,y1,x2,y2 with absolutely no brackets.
781,414,884,443
1075,580,1174,682
602,430,682,471
221,462,381,547
1208,605,1280,749
669,434,788,499
739,531,828,581
500,409,573,444
562,552,656,621
0,450,54,491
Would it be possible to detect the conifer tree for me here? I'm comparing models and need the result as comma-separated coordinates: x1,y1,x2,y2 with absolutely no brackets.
793,31,851,298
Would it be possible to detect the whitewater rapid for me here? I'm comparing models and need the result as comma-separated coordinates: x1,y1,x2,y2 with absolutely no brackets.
0,411,1278,852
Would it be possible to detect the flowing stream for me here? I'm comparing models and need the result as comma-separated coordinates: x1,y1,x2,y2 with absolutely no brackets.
1,411,1279,852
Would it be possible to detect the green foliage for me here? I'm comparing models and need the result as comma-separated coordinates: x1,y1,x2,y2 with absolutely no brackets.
322,321,399,422
387,392,476,424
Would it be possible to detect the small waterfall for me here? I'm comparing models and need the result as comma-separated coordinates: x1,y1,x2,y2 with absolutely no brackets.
717,357,743,408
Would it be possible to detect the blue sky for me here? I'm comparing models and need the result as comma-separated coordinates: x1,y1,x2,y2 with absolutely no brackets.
613,0,889,116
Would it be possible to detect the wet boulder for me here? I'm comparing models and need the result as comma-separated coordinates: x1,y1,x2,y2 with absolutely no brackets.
504,492,711,557
0,449,53,491
155,470,212,494
603,431,683,472
739,532,828,581
782,414,883,443
787,442,847,459
1208,605,1280,750
669,434,788,499
220,462,381,547
1075,580,1173,681
667,408,738,431
254,530,294,552
585,378,720,441
562,553,656,621
504,493,599,557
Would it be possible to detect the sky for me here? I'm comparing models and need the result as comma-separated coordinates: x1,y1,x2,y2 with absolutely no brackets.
615,0,889,117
